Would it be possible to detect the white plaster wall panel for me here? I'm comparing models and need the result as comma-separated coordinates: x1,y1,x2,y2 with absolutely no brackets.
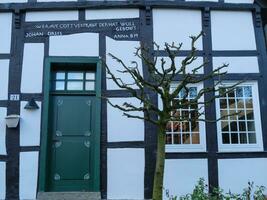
0,0,27,3
213,57,259,73
38,0,76,2
218,158,267,194
0,162,5,200
0,108,7,155
211,11,256,50
0,60,9,100
225,0,254,3
86,9,139,20
20,101,42,147
0,13,12,54
21,43,44,93
106,37,142,90
107,148,144,199
19,152,39,200
25,11,78,22
156,57,204,74
49,33,99,56
153,9,203,50
186,0,218,2
107,98,144,142
164,159,208,199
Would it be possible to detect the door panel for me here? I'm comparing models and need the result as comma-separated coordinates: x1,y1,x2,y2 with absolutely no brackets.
54,97,92,136
54,138,90,180
48,96,96,191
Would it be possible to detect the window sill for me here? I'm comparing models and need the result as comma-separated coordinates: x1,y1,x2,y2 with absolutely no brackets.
218,144,263,152
166,144,206,153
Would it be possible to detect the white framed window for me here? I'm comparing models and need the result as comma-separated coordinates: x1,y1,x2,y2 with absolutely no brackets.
216,81,263,152
165,83,206,152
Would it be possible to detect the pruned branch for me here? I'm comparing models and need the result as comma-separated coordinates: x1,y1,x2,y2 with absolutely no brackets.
103,31,243,131
105,98,158,125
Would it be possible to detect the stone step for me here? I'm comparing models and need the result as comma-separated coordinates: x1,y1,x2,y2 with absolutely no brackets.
37,192,101,200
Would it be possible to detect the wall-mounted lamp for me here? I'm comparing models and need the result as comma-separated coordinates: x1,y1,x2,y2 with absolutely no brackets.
5,115,20,128
24,98,39,110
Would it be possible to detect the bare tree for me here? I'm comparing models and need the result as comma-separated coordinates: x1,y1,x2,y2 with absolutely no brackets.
104,32,240,200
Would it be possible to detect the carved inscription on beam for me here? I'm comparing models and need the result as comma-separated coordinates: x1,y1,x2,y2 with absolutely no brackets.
24,18,140,41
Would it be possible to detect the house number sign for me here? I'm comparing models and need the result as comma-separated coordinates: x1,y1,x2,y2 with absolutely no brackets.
24,18,140,41
9,94,20,101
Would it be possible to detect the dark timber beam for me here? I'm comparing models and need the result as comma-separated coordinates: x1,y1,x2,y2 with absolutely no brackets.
0,1,256,12
5,11,25,200
253,6,267,152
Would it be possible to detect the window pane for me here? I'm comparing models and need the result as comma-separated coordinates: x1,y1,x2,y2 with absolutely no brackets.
191,121,199,132
247,121,255,131
166,122,172,132
220,110,228,120
192,133,200,144
86,72,95,80
236,87,243,97
231,133,238,144
190,110,198,120
190,103,198,110
182,111,189,119
56,72,65,80
228,90,235,98
172,110,181,120
166,134,172,144
172,99,179,109
229,110,237,120
219,88,227,97
173,134,181,144
237,99,244,109
230,121,238,131
248,133,256,144
85,81,95,91
55,81,65,90
221,121,229,131
238,110,246,120
244,86,252,97
181,101,189,109
240,133,247,144
179,88,187,98
246,110,254,120
239,121,246,131
245,99,253,109
173,122,181,132
189,87,197,98
67,81,83,90
182,122,190,132
228,99,235,109
220,99,227,109
182,134,190,144
68,72,83,80
222,133,230,144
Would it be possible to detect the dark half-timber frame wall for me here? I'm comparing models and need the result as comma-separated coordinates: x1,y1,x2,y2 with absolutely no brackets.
0,1,267,199
38,57,101,193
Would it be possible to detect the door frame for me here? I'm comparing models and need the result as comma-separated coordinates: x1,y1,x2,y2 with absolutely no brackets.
38,56,102,192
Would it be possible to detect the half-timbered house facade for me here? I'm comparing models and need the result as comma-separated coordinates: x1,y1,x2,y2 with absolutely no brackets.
0,0,267,199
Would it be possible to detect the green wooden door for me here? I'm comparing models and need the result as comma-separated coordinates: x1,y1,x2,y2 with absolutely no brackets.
48,95,97,191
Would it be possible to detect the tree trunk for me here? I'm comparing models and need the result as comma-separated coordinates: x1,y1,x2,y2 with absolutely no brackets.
152,126,166,200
